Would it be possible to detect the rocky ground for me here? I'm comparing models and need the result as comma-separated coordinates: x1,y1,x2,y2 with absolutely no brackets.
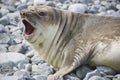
0,0,120,80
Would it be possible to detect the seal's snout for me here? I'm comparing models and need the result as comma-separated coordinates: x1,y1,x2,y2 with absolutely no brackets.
20,10,27,16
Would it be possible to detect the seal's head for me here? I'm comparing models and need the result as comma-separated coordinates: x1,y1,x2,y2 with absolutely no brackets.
20,6,60,55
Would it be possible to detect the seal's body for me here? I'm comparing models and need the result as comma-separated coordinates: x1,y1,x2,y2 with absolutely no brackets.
20,6,120,80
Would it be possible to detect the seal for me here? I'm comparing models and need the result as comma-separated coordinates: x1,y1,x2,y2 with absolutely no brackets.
20,6,120,80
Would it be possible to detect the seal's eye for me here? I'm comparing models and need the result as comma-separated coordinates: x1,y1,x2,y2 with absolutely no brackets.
39,12,46,16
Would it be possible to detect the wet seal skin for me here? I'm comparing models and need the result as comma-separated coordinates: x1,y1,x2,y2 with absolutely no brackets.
20,6,120,80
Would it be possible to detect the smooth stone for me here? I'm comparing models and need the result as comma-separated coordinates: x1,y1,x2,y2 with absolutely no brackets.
25,50,35,58
83,69,106,80
116,4,120,10
0,16,9,25
20,0,28,3
88,76,110,80
76,65,92,79
17,62,25,70
25,63,32,72
64,74,80,80
98,6,106,12
33,75,47,80
68,4,88,14
7,6,16,12
107,10,115,15
96,66,117,75
14,70,30,79
0,44,8,52
113,74,120,80
32,63,54,76
31,55,45,64
7,12,19,26
0,8,9,17
0,52,29,66
80,0,93,4
0,61,15,74
0,24,6,33
0,76,19,80
46,1,56,7
34,0,46,6
8,44,23,52
0,33,10,44
17,4,28,10
97,12,106,16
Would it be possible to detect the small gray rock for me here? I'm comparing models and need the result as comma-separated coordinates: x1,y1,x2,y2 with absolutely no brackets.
0,52,29,66
17,62,25,70
76,65,92,79
64,74,80,80
7,6,16,12
96,66,117,75
0,8,9,17
0,44,8,52
0,16,9,25
33,75,47,80
113,74,120,80
20,0,28,3
88,76,110,80
7,12,19,26
0,24,6,33
0,33,10,44
83,69,106,80
17,4,28,10
25,63,32,72
31,55,45,64
25,50,35,58
8,44,23,52
34,0,46,6
46,1,56,7
0,76,19,80
68,4,88,14
14,70,30,79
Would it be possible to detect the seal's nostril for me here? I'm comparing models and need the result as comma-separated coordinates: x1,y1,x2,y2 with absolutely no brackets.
20,11,26,16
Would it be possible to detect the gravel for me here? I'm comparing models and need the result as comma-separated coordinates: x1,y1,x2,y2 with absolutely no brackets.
0,0,120,80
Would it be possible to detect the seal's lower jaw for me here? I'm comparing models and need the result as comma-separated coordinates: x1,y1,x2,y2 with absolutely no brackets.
22,20,35,40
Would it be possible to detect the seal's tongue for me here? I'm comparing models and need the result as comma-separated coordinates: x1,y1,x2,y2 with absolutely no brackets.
22,20,35,35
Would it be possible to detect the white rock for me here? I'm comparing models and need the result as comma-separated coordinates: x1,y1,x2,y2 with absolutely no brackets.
116,4,120,10
0,52,29,65
68,4,88,14
0,33,10,44
8,44,22,52
0,76,19,80
34,0,46,6
0,44,8,52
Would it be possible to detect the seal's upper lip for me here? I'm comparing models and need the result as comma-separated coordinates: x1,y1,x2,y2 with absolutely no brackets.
22,20,35,35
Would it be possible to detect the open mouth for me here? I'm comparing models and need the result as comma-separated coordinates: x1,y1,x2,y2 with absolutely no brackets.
22,20,35,35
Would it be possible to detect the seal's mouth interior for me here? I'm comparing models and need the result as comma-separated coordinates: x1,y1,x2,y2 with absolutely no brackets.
22,20,35,35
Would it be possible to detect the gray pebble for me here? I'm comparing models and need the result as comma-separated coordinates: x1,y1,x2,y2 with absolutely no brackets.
0,16,9,25
25,50,35,58
46,1,56,7
88,76,110,80
17,4,28,10
96,66,117,75
34,0,46,6
0,8,9,17
17,62,25,70
0,44,8,52
8,44,23,52
0,33,10,44
31,55,45,64
14,70,31,79
76,65,92,79
25,63,32,72
113,74,120,80
68,4,88,14
33,75,47,80
64,74,80,80
0,76,19,80
7,6,16,12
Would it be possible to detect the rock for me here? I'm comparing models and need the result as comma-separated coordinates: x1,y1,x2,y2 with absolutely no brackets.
17,62,25,70
83,69,106,80
33,75,47,80
0,8,9,17
61,4,69,10
0,52,29,66
113,74,120,80
116,4,120,10
96,66,117,75
1,0,14,6
25,50,35,58
59,0,66,3
97,12,106,16
31,55,45,64
0,44,8,52
0,61,15,74
7,6,16,12
0,33,10,44
88,76,110,80
14,1,21,7
25,63,32,72
34,0,46,6
0,24,6,33
107,10,115,15
80,0,93,4
0,76,19,80
8,44,23,52
7,12,19,26
17,4,28,10
27,2,33,6
64,74,80,80
32,63,54,76
76,65,93,79
20,0,28,3
0,16,9,25
14,70,31,79
68,4,88,14
98,6,106,12
46,1,56,7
